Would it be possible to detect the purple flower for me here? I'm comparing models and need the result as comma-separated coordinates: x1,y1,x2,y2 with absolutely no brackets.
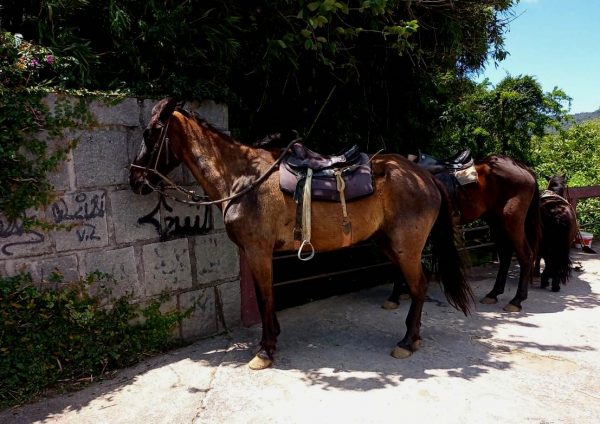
45,55,54,64
30,58,39,67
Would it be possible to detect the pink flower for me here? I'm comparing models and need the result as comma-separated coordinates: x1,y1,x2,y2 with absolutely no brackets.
30,58,39,67
45,55,54,64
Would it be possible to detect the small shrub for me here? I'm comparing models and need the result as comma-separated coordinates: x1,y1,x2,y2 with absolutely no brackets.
0,272,192,409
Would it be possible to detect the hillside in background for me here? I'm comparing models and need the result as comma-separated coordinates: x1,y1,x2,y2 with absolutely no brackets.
571,109,600,124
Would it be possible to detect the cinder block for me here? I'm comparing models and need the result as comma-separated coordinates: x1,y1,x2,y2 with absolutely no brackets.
216,280,241,330
49,191,108,251
179,288,217,340
193,233,240,284
142,238,193,296
2,255,80,284
0,212,53,259
84,246,140,299
110,189,161,243
73,130,131,187
88,97,141,127
41,133,75,192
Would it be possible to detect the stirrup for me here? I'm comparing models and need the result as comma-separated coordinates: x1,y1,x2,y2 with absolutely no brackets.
297,239,315,261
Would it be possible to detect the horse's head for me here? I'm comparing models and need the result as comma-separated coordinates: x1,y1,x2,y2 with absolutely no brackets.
547,174,568,197
130,98,182,195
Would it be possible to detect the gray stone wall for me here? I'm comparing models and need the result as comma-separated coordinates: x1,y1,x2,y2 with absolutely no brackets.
0,96,240,340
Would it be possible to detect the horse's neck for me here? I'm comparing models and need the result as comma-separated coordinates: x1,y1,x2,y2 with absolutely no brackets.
179,118,259,205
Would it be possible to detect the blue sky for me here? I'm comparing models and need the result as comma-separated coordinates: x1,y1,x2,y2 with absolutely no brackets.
476,0,600,114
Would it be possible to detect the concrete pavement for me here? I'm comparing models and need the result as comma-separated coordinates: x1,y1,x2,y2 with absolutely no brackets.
2,246,600,424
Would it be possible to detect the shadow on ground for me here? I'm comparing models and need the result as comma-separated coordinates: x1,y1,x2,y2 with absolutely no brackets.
2,247,598,423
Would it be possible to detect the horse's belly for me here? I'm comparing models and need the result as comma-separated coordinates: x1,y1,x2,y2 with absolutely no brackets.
275,195,383,252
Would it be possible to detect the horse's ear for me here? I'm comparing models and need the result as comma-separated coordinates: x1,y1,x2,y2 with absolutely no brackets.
158,98,179,123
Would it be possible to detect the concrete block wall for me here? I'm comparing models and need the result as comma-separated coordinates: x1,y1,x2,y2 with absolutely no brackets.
0,96,240,340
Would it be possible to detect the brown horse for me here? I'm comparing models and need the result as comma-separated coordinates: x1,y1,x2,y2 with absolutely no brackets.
129,98,473,369
385,153,541,312
537,175,578,291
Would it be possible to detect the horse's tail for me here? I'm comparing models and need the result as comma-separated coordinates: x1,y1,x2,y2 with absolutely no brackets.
552,228,574,285
526,181,542,282
430,178,474,316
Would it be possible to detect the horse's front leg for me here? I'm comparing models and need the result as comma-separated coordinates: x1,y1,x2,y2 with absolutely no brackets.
382,278,411,310
244,250,278,370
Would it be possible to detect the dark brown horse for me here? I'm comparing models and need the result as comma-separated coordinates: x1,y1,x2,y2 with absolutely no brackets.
385,153,541,312
537,175,578,291
130,98,473,369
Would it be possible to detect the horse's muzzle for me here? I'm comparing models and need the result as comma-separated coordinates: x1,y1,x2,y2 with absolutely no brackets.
130,174,154,195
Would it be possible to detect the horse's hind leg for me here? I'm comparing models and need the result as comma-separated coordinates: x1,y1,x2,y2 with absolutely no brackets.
387,252,427,359
504,215,534,311
481,233,512,305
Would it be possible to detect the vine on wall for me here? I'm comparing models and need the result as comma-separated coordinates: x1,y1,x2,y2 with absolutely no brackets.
0,32,96,225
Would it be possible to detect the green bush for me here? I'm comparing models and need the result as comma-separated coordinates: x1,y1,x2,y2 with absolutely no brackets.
0,272,192,409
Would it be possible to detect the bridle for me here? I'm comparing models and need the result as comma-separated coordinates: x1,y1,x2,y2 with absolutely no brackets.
129,114,300,208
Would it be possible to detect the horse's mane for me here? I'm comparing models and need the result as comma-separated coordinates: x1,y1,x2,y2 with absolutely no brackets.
174,106,239,145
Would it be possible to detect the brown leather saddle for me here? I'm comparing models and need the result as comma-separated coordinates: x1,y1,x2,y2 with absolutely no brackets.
280,142,373,202
415,149,474,174
279,142,374,260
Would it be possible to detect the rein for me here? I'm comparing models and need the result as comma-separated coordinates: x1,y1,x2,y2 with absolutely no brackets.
130,117,301,207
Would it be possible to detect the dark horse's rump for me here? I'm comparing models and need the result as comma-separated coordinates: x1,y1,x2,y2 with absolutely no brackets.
386,153,541,312
538,176,578,291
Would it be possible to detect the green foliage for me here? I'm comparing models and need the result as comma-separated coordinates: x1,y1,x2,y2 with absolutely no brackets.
0,32,95,222
0,272,191,409
435,75,570,163
533,118,600,236
2,1,516,151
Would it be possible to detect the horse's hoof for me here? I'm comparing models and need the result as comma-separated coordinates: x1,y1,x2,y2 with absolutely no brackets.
248,355,273,370
411,339,423,351
382,300,400,310
391,346,412,359
503,303,521,313
480,296,498,305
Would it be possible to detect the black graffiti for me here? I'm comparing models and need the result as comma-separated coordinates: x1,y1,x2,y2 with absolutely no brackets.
0,218,45,256
138,195,212,241
52,192,106,223
76,223,101,242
